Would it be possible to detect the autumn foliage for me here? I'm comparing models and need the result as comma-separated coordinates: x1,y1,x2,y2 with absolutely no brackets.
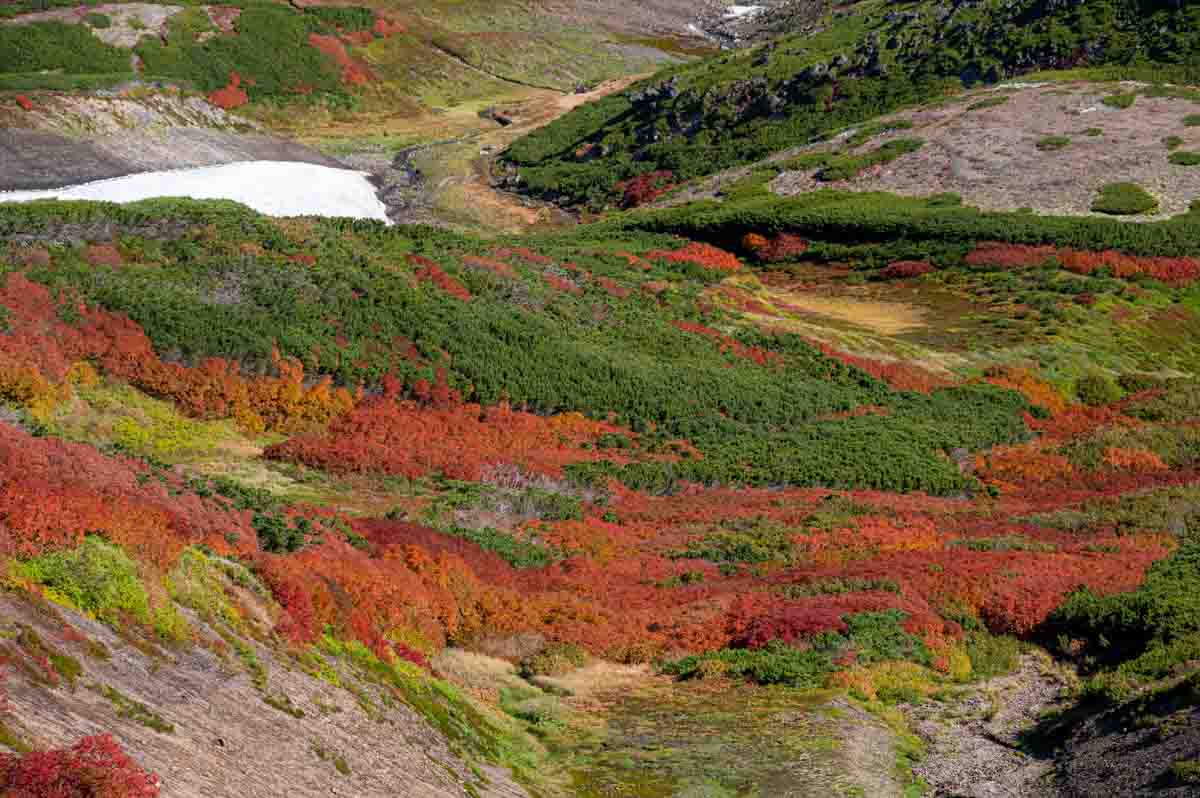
0,734,159,798
966,242,1200,285
741,233,810,263
264,391,633,481
616,171,676,208
647,242,742,273
207,72,249,110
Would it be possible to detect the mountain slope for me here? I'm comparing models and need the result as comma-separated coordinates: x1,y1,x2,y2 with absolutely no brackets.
502,0,1200,208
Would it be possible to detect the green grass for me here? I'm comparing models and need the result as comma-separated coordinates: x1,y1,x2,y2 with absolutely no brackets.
84,12,111,28
94,684,176,733
1169,151,1200,166
1101,92,1137,109
1165,135,1185,150
14,537,152,625
1091,182,1158,216
1036,135,1071,151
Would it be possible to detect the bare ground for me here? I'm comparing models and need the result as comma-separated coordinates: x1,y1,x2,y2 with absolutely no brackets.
906,654,1072,798
0,590,531,798
771,82,1200,218
0,93,342,191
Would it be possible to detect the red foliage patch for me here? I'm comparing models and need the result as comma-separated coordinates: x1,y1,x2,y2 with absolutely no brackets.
616,171,676,208
492,247,553,266
647,242,742,273
741,233,810,263
544,274,583,295
14,95,34,112
83,244,123,268
414,262,472,302
308,34,375,85
373,14,406,37
966,243,1200,286
208,71,249,110
0,272,356,433
0,734,160,798
263,395,633,481
881,260,934,280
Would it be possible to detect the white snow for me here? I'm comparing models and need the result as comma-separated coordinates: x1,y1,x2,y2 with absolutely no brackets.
0,161,389,222
724,4,764,19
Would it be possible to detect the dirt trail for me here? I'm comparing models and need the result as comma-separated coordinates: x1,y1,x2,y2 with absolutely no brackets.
906,654,1070,798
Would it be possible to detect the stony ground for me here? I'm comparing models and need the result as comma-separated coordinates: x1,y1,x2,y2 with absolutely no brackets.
772,82,1200,218
905,654,1071,798
0,92,341,191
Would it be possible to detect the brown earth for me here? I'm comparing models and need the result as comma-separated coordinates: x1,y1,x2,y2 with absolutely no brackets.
0,586,531,798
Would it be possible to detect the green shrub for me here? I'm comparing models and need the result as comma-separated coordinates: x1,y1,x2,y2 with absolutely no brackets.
1101,93,1137,109
1183,114,1200,127
520,643,589,678
1075,373,1123,406
1169,151,1200,166
84,12,111,28
1084,127,1104,136
1047,542,1200,676
1091,182,1158,215
15,537,151,624
1036,135,1071,151
1164,135,1185,150
0,21,128,73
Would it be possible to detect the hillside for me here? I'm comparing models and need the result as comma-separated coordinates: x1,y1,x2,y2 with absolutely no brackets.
503,0,1200,209
2,1,1200,797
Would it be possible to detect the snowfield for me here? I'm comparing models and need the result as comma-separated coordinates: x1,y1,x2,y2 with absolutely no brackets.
0,161,390,222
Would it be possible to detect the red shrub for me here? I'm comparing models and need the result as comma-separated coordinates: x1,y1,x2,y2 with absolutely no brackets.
647,242,742,273
208,72,248,110
812,340,951,393
414,263,471,302
373,15,406,37
308,34,375,85
616,171,675,208
264,396,634,481
596,277,631,299
14,95,34,112
0,734,160,797
881,260,934,280
83,244,123,268
741,233,809,263
965,243,1058,270
492,247,553,266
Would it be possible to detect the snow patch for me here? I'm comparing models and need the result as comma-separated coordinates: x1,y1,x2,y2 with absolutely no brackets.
0,161,389,222
724,4,764,19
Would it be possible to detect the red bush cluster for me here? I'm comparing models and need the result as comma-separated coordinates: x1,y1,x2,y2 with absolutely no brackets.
208,71,249,110
616,171,676,208
0,734,160,798
308,34,375,85
741,233,810,263
647,242,742,273
14,95,34,112
965,243,1200,286
0,272,357,433
881,260,934,280
413,261,472,302
263,395,634,481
